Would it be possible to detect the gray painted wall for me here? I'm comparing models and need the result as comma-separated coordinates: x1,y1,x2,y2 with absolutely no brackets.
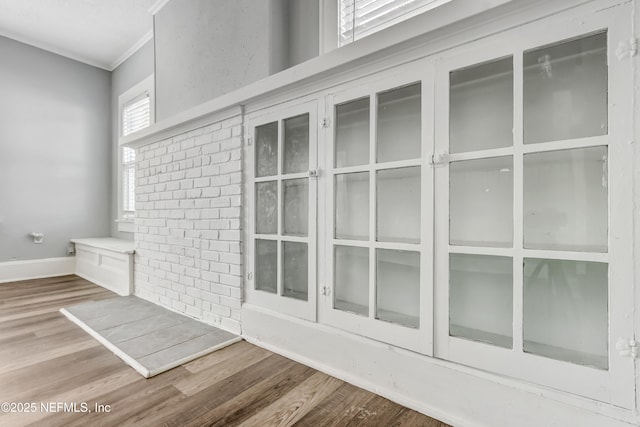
110,39,155,239
154,0,287,121
287,0,320,67
0,36,111,261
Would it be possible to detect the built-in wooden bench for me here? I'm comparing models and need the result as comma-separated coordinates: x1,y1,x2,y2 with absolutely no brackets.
71,238,134,296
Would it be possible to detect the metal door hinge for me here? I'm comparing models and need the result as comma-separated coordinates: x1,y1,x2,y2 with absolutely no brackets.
247,137,253,146
615,338,638,358
616,38,638,60
321,286,331,296
308,169,320,178
321,118,331,128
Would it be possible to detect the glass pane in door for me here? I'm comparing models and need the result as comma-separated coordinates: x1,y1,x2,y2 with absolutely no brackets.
450,254,513,348
256,181,278,234
376,249,420,328
450,157,513,247
255,239,277,293
450,57,513,153
524,258,608,369
377,167,421,243
335,98,370,167
335,172,369,240
334,245,369,316
524,147,608,252
283,178,309,236
283,114,309,174
282,242,308,301
524,32,607,144
377,83,421,163
255,121,278,177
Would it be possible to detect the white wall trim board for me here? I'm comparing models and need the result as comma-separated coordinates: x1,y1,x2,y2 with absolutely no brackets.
0,29,110,70
121,0,598,150
0,257,76,284
110,30,153,71
241,305,639,427
121,0,519,148
123,105,243,148
242,333,469,427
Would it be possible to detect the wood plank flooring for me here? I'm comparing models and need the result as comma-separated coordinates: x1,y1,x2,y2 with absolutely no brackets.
0,275,450,427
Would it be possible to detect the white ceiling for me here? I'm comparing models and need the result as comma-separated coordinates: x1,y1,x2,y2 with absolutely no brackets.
0,0,163,70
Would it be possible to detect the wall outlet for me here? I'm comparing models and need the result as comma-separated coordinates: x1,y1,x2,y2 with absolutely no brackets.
29,232,44,244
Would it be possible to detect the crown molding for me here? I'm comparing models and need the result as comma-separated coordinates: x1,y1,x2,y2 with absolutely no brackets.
0,30,111,70
110,30,153,70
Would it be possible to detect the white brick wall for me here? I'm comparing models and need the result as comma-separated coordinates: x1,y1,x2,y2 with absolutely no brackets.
133,114,243,334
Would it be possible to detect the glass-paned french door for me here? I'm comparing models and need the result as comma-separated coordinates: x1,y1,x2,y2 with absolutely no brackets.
323,65,434,355
434,7,634,408
247,101,318,321
245,2,634,409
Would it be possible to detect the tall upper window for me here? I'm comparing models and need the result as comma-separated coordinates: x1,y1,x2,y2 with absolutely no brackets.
117,75,154,230
122,93,151,137
339,0,452,46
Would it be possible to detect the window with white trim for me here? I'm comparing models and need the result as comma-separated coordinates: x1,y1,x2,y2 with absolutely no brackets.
117,75,154,231
338,0,452,46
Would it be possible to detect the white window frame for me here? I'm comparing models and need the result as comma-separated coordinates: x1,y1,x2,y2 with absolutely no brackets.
117,75,155,233
319,0,513,54
337,0,452,47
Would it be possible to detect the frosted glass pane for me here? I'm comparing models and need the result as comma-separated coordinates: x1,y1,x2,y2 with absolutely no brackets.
377,167,420,243
524,32,607,144
283,114,309,174
450,57,513,153
450,254,513,348
450,157,513,247
524,258,608,369
377,83,421,162
256,181,277,234
255,121,278,177
255,239,277,293
335,172,369,240
376,249,420,328
334,245,369,316
524,147,607,252
335,98,370,167
283,178,308,236
282,242,308,301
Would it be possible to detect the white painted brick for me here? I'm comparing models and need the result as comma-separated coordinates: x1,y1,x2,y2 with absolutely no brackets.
212,128,232,141
185,305,202,318
202,143,221,155
202,187,221,198
220,161,242,174
202,270,220,282
194,177,210,188
186,168,202,179
220,274,242,287
211,305,231,317
221,184,242,196
135,116,242,331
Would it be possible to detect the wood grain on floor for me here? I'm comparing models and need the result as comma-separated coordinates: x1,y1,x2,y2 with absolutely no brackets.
0,275,450,427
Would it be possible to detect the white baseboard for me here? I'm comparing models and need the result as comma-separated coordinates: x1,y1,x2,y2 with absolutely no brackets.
241,304,638,427
0,257,75,283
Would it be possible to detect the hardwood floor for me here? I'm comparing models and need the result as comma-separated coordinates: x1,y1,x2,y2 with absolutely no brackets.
0,275,450,427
